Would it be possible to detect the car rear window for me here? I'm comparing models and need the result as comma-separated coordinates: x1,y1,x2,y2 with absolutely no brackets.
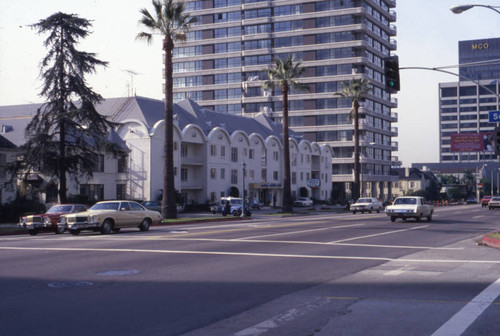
394,198,416,205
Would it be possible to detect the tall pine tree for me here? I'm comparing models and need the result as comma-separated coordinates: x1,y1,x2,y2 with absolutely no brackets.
19,12,121,202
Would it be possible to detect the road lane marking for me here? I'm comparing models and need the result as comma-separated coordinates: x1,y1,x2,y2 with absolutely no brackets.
15,235,463,250
431,277,500,336
235,223,366,240
472,215,485,219
233,297,330,336
328,225,429,243
0,246,495,264
326,296,500,305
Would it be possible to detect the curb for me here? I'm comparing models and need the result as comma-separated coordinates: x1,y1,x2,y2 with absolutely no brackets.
481,232,500,249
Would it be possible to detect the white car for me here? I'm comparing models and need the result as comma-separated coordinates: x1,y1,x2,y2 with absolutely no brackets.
293,197,313,207
385,196,434,222
350,197,383,214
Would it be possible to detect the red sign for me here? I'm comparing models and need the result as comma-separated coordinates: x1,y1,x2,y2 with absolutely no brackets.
450,132,494,152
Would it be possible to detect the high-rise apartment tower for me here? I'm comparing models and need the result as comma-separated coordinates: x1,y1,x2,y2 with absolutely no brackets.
174,0,398,199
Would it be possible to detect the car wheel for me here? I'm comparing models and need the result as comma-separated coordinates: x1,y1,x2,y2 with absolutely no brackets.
416,214,422,222
489,207,493,210
139,218,150,232
352,211,356,214
55,226,65,234
427,213,432,221
100,219,113,234
212,211,216,215
28,229,37,236
369,207,373,213
377,208,380,213
402,217,407,222
390,216,396,222
69,229,80,236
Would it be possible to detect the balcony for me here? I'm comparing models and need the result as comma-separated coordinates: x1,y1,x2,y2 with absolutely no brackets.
389,24,397,36
391,141,398,151
389,39,397,50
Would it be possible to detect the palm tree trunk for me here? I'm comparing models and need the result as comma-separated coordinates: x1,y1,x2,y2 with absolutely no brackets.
352,100,360,201
163,37,177,219
281,84,293,212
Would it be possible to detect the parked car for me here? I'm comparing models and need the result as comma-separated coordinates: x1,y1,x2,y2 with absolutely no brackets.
18,204,88,235
385,196,434,222
293,197,313,207
142,200,161,212
248,199,262,210
466,197,478,204
350,197,383,214
481,196,492,207
58,200,161,235
213,197,252,216
488,196,500,210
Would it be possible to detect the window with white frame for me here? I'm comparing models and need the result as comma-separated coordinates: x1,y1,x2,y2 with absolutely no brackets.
181,145,188,158
231,169,238,184
181,168,188,181
231,147,238,162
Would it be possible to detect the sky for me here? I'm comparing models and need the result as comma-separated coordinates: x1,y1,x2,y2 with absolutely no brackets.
1,0,500,166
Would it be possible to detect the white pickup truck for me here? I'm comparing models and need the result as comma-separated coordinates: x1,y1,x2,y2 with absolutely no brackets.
385,196,434,222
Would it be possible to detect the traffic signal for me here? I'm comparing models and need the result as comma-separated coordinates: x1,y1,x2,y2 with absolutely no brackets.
495,127,500,155
384,56,400,92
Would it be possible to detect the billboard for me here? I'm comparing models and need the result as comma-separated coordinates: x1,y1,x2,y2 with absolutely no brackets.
450,132,494,152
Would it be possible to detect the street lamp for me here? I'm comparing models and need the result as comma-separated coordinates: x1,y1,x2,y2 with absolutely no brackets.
450,4,500,15
241,162,246,218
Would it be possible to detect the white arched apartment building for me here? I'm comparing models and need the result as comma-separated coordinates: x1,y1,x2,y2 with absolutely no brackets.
105,97,332,206
0,96,332,206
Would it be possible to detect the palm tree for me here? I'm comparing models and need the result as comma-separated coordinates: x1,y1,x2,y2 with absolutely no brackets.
334,79,371,201
137,0,196,219
263,56,308,212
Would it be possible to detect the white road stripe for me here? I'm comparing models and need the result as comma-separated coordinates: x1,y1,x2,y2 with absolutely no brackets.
328,225,429,243
472,215,485,219
431,277,500,336
236,223,365,240
0,246,496,264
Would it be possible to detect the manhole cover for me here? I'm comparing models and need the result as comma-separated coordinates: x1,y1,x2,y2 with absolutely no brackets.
97,270,140,276
48,281,94,288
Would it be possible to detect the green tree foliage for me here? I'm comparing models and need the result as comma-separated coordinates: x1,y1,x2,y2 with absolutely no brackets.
263,56,308,212
17,13,121,203
439,174,459,185
137,0,196,219
461,169,476,196
334,79,372,201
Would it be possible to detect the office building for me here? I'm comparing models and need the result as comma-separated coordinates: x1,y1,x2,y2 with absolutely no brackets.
175,0,399,200
439,37,500,163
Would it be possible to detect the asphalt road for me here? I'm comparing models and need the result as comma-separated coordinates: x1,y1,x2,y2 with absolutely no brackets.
1,204,500,336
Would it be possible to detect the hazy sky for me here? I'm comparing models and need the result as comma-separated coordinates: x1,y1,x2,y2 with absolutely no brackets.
1,0,500,166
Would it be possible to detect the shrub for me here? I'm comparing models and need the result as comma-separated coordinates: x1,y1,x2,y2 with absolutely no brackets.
0,196,46,223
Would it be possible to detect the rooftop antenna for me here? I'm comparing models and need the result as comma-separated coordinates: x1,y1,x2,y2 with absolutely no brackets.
122,69,139,97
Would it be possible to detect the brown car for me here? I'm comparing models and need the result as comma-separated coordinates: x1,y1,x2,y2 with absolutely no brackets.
18,204,88,235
